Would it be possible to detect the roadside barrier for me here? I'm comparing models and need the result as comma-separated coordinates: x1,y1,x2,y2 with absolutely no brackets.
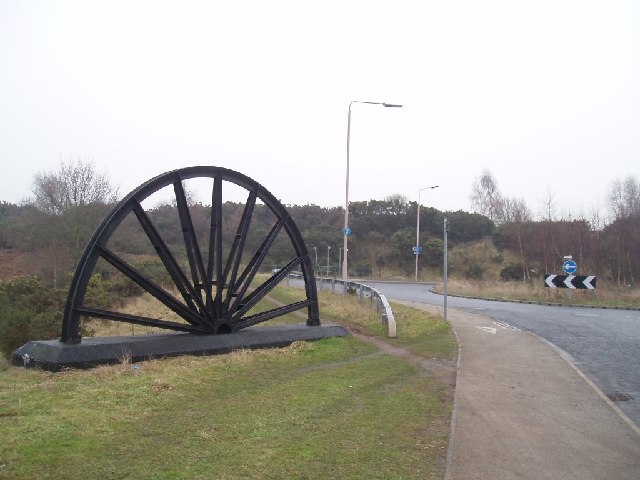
299,275,396,338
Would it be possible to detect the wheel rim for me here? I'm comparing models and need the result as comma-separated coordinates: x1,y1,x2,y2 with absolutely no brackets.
61,166,320,343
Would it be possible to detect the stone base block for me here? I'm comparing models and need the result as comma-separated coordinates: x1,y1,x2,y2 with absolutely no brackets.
12,323,349,372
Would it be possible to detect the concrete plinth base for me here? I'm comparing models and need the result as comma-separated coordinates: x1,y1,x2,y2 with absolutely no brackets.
12,323,349,372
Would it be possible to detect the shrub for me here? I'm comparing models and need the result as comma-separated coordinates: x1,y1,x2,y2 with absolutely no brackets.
135,258,173,288
0,276,66,358
0,275,109,358
111,274,144,297
83,273,114,309
465,263,484,279
500,264,524,281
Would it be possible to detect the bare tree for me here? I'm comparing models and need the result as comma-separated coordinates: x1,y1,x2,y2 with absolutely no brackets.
539,189,557,221
609,176,640,220
32,158,118,214
28,159,119,285
502,197,531,224
471,170,504,223
502,196,532,281
607,176,640,285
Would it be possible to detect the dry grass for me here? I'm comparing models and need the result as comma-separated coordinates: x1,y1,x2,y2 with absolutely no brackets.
85,292,182,337
85,284,293,337
437,278,640,307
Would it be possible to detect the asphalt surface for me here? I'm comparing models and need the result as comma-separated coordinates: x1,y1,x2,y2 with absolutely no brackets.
404,301,640,479
364,281,640,429
294,277,640,476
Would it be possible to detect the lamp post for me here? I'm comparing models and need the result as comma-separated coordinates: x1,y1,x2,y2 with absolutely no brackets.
415,185,439,281
444,217,449,321
326,245,331,277
343,100,403,281
313,246,319,276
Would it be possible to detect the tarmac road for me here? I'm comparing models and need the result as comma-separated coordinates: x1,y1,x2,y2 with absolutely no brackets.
403,302,640,479
293,277,640,476
365,281,640,429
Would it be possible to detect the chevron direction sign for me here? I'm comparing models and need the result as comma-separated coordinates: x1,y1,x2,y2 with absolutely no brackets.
544,274,597,289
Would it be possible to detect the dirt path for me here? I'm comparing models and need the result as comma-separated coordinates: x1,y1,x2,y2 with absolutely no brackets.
266,295,457,387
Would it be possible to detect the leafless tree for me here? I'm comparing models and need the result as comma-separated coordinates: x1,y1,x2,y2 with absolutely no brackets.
502,196,532,281
32,158,118,214
609,176,640,220
606,176,640,285
471,170,504,223
539,189,557,221
27,159,118,285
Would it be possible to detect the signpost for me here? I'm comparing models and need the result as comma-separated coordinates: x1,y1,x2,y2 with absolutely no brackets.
544,274,596,289
545,255,596,300
562,259,577,274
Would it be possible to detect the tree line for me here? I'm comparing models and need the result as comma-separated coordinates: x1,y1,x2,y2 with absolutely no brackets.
472,170,640,284
1,161,639,288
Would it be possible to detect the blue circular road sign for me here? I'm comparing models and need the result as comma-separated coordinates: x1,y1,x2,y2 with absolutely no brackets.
343,227,352,236
563,260,577,274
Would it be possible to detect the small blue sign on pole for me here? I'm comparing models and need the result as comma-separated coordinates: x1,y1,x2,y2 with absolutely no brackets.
412,246,423,255
343,227,351,236
562,259,577,274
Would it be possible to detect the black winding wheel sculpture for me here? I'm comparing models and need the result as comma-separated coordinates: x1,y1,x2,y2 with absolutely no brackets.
60,166,320,343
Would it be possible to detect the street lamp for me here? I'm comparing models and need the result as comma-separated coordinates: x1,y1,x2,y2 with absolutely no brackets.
343,100,403,281
415,185,439,281
326,245,331,277
444,217,449,321
313,246,319,276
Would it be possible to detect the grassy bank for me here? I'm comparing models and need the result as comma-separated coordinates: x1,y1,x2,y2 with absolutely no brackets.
435,278,640,308
0,286,456,480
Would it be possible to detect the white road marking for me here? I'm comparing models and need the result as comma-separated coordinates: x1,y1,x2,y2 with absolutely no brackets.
476,326,497,334
493,321,521,332
573,313,599,317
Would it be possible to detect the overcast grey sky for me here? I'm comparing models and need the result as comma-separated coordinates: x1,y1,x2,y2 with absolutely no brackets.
1,0,638,219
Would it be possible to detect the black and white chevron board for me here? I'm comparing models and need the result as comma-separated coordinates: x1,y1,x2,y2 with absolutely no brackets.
544,274,597,289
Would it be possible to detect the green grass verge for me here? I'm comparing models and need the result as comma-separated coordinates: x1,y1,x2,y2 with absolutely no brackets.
0,287,456,480
269,285,456,362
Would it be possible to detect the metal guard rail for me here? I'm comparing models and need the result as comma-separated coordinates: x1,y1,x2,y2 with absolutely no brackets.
310,276,397,338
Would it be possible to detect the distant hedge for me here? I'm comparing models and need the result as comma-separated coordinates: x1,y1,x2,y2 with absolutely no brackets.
0,275,115,359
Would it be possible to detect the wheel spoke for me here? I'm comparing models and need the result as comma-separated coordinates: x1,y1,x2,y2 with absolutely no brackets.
60,166,320,342
221,189,257,316
229,215,288,315
231,257,302,320
174,178,208,301
206,175,223,316
75,307,211,333
234,300,312,330
132,201,208,318
97,245,210,328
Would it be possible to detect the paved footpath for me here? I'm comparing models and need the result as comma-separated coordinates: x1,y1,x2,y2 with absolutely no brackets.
400,302,640,480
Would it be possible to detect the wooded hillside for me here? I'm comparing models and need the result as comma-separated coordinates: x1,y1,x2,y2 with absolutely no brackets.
1,162,639,288
1,194,639,287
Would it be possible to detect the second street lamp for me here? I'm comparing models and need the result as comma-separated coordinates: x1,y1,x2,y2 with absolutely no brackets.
415,185,439,281
343,100,403,282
